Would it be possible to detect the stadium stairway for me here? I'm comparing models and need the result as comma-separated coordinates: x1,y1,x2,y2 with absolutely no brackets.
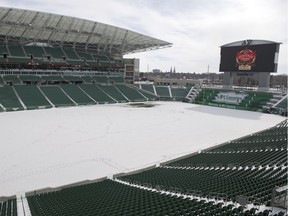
185,86,201,102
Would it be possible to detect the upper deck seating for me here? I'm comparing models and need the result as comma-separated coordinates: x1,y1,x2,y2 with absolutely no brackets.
19,75,42,83
44,47,66,59
23,46,46,58
2,75,22,84
0,45,8,55
93,76,108,84
109,76,124,83
81,76,93,83
0,56,7,64
40,76,64,83
63,76,84,83
92,53,109,62
63,49,79,60
8,45,26,57
7,57,31,64
66,60,86,66
76,51,93,61
0,76,4,85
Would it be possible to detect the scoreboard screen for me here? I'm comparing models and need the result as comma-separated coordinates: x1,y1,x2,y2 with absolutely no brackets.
219,41,279,72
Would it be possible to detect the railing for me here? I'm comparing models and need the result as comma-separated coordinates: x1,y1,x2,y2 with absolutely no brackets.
0,69,124,76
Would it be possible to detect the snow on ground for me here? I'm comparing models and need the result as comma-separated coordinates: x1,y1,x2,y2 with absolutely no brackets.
0,101,285,196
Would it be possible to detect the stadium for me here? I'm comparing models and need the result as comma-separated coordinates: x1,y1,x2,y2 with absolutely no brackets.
0,6,287,216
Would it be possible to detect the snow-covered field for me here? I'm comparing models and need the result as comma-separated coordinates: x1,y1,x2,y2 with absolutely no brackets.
0,102,285,196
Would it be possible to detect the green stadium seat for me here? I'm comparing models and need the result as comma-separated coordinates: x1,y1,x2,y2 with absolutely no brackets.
23,46,46,58
109,76,124,83
79,84,116,104
170,87,190,101
40,85,75,107
115,84,147,102
14,85,52,110
0,45,8,55
0,76,5,85
7,57,31,64
0,86,24,111
19,75,42,83
63,49,79,60
8,45,26,57
155,86,171,99
44,47,66,59
58,84,96,105
3,75,22,84
141,84,155,94
97,84,128,103
93,76,108,83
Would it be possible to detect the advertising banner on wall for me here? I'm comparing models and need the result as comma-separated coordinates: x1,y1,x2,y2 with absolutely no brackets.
213,92,248,105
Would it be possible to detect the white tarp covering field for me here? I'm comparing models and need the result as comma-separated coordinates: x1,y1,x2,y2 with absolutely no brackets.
0,102,285,196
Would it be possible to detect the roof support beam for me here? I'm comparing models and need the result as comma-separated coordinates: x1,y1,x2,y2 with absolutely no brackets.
85,22,97,50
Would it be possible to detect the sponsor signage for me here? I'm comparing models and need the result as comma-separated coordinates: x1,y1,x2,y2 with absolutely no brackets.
213,92,247,105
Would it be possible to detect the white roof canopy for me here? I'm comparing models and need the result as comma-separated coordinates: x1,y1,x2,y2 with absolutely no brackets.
0,7,172,56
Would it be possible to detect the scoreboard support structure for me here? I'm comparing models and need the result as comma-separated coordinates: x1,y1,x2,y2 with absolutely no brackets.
258,72,270,89
223,71,271,89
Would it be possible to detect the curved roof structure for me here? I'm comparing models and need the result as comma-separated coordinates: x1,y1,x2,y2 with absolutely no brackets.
0,7,172,56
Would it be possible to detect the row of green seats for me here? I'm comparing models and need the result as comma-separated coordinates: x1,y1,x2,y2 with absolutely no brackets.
0,75,125,84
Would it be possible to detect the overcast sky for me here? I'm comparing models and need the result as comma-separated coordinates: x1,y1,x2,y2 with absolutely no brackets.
1,0,287,73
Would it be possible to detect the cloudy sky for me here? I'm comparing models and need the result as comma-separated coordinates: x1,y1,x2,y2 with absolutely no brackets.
1,0,287,73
